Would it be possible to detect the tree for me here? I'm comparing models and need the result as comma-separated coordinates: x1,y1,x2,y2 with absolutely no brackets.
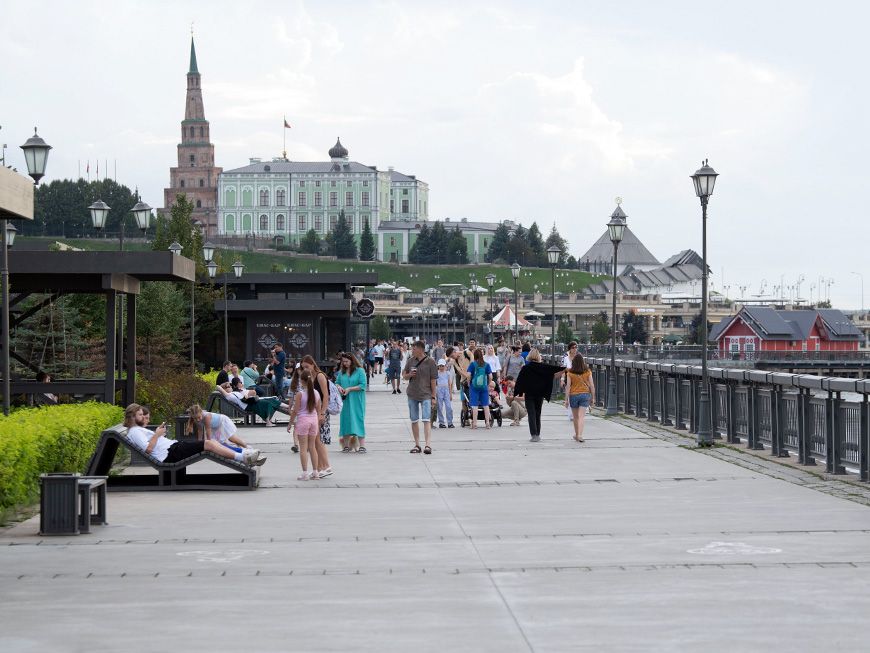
136,281,189,379
525,222,546,267
545,224,569,266
817,299,832,308
299,228,320,254
486,222,512,263
359,219,376,261
409,221,432,264
429,220,450,265
621,311,650,344
598,310,609,325
505,236,533,268
556,314,575,344
566,255,578,269
34,178,139,236
331,209,357,259
370,315,391,341
445,226,469,265
591,319,610,344
686,312,712,345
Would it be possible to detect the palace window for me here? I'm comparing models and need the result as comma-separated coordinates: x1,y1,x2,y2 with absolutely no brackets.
276,214,285,230
346,214,353,230
330,180,337,187
484,238,489,247
347,181,352,187
298,215,306,231
363,180,369,187
299,180,306,187
390,200,394,212
200,127,204,137
362,191,370,206
346,191,354,206
196,200,201,208
403,189,408,195
276,189,286,206
314,215,322,231
298,191,306,207
390,237,396,247
190,154,195,163
314,191,323,207
259,189,270,206
330,215,337,231
315,180,322,187
402,199,409,213
200,179,204,187
190,127,195,138
259,214,268,230
180,180,185,188
330,192,338,207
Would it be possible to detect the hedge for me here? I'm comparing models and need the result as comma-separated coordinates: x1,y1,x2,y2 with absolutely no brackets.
0,402,123,510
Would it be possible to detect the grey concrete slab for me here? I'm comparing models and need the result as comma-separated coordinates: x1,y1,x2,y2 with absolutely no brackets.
3,380,870,651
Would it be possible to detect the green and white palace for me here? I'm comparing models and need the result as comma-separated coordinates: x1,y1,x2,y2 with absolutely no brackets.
216,138,501,263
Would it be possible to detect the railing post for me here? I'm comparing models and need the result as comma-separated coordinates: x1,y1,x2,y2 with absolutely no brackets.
726,382,738,444
647,372,658,423
635,369,645,418
861,397,869,482
747,384,760,450
827,392,846,475
771,387,786,458
674,376,685,431
661,374,672,427
799,389,816,466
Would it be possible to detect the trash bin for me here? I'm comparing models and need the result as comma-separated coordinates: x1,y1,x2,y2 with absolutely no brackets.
39,473,80,536
176,414,200,441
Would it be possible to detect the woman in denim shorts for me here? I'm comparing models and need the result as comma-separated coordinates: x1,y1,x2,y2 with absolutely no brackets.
564,353,595,442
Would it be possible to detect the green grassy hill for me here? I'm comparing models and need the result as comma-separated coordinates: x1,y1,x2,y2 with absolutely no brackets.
26,238,608,295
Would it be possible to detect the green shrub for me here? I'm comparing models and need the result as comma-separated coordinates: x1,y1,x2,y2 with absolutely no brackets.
0,402,123,510
135,373,213,427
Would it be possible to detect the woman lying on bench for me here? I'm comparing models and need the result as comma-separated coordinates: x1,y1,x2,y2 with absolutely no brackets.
215,378,288,427
186,404,249,449
124,404,266,466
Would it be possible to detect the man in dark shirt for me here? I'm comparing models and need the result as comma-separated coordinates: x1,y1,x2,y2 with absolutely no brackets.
387,340,404,394
215,361,232,387
271,343,287,400
403,340,438,454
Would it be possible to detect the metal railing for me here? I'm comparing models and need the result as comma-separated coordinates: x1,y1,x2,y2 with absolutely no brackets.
583,357,870,480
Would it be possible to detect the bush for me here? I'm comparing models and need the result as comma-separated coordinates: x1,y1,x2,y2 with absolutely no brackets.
276,244,292,252
136,373,214,427
0,402,124,510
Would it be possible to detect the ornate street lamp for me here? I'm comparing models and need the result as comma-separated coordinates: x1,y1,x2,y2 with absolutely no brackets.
88,200,110,232
132,195,152,237
19,129,52,185
606,201,627,416
691,160,719,445
511,263,520,344
547,246,561,362
202,241,216,263
460,285,468,341
486,273,496,341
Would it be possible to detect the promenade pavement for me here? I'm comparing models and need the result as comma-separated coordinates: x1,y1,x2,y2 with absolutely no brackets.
3,378,870,652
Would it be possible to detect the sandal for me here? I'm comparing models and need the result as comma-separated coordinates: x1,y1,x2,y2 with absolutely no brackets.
423,446,432,454
410,445,422,453
342,446,350,453
358,446,367,454
291,445,299,453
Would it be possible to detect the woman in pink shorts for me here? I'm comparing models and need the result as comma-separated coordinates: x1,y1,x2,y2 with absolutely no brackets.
288,369,322,480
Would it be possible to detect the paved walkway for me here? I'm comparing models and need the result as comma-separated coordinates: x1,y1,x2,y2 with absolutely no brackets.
3,381,870,652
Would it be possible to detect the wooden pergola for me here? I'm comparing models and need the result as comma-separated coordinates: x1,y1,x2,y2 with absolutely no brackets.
3,251,195,405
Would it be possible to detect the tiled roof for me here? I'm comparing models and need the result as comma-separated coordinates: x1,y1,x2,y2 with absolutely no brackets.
223,161,380,174
579,226,660,266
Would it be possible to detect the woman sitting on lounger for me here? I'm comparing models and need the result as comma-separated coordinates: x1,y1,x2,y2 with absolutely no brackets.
186,404,249,449
215,378,287,427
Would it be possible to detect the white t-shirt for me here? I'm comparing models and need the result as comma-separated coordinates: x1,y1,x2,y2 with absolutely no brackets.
484,354,502,373
127,425,172,462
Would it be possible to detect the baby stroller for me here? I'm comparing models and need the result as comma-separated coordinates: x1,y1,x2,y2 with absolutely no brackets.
459,381,504,428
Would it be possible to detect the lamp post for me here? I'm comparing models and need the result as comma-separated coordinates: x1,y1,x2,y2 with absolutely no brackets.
547,246,561,363
460,285,468,341
486,273,496,342
169,241,195,374
691,160,719,446
605,202,626,416
511,263,520,344
7,129,51,415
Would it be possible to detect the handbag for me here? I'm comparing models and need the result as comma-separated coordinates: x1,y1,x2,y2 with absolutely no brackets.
327,379,344,415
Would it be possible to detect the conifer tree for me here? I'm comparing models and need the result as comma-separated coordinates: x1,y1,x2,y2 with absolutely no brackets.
545,223,569,266
359,219,376,261
486,222,512,263
332,209,357,259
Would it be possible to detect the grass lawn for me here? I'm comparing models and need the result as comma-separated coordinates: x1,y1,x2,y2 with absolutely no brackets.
27,238,609,295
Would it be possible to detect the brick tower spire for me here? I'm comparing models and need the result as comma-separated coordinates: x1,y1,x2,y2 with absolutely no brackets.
162,35,222,235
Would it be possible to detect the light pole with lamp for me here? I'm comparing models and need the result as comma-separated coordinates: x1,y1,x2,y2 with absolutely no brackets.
460,285,468,341
6,130,51,415
691,160,719,446
547,246,561,362
511,263,520,344
486,273,496,342
206,257,244,362
605,202,626,416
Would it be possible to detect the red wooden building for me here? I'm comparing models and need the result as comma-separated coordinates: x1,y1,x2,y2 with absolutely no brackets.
710,307,864,355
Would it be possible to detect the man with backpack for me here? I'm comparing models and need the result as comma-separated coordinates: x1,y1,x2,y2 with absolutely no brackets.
403,340,438,454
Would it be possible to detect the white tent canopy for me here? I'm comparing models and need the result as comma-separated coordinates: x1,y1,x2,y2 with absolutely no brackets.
374,282,396,290
525,310,545,318
495,287,514,294
393,286,412,293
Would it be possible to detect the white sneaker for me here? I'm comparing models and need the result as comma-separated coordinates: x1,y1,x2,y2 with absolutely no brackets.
320,468,333,477
243,449,260,465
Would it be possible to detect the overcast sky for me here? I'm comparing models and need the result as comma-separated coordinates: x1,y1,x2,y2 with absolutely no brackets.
2,1,866,308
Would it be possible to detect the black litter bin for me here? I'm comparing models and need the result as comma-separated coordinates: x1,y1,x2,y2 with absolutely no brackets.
39,473,80,536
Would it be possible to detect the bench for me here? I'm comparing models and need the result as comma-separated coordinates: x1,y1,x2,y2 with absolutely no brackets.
205,391,289,426
39,473,108,535
83,424,258,491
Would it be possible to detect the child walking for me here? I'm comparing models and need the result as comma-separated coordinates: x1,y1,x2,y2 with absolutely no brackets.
288,369,322,480
436,358,454,428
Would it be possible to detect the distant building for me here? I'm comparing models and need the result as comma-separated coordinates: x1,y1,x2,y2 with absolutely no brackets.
162,37,222,234
584,249,704,297
579,220,661,276
217,138,436,261
710,306,865,355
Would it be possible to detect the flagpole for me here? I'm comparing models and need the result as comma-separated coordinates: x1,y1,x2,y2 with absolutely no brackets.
283,116,286,160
